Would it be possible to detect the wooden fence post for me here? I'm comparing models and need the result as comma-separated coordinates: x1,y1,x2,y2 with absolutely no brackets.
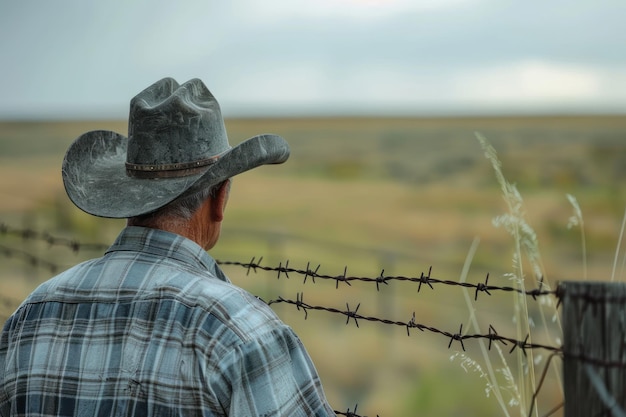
561,281,626,417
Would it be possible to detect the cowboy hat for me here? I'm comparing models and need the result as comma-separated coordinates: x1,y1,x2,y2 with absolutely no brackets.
62,77,290,219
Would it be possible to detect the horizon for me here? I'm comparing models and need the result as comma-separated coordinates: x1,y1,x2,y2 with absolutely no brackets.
2,1,625,120
1,110,625,123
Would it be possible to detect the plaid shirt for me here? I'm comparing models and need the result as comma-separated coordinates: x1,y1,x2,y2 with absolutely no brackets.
0,227,335,417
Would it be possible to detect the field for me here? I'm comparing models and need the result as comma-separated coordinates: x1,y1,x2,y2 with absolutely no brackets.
1,115,625,416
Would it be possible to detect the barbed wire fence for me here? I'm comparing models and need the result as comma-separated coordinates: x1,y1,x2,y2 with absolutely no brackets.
1,222,624,416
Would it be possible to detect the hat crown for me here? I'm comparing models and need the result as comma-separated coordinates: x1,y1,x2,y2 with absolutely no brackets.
126,78,230,169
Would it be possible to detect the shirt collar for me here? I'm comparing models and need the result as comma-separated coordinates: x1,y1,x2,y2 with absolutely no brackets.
105,226,230,283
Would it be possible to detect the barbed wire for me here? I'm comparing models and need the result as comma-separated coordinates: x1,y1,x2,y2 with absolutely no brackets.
266,292,561,355
219,257,557,300
0,224,559,301
0,244,63,274
0,223,109,252
4,224,626,415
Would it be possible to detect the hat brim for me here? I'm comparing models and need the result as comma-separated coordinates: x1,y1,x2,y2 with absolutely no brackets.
62,130,289,218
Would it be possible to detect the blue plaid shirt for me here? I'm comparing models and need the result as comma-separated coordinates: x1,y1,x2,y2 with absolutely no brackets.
0,227,335,416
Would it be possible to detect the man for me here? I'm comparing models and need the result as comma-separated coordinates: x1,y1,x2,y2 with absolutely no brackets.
0,78,336,416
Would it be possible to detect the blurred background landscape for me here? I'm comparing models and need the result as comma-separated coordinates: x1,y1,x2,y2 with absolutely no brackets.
1,115,625,416
2,0,626,415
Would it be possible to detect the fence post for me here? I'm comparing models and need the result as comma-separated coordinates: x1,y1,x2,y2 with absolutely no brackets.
561,281,626,417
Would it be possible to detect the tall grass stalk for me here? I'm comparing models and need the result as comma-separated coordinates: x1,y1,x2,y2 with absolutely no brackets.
474,133,564,415
476,133,537,416
456,236,512,416
611,208,626,282
566,194,587,280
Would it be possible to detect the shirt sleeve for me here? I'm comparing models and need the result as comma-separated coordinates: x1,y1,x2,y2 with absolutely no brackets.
211,325,336,417
0,318,9,417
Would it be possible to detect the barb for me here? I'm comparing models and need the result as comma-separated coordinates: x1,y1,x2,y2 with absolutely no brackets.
334,403,379,417
268,293,561,355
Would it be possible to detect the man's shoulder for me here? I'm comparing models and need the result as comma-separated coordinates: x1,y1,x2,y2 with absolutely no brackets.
24,258,101,301
115,257,286,345
165,273,284,342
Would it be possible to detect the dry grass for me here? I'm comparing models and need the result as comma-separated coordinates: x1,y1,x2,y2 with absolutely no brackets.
1,116,625,416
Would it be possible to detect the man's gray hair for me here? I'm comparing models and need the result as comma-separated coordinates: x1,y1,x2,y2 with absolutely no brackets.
128,180,228,227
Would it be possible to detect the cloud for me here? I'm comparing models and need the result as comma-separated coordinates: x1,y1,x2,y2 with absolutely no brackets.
1,0,625,117
456,61,602,101
217,58,626,115
235,0,480,22
446,60,626,113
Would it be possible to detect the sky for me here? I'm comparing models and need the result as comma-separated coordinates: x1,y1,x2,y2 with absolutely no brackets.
1,0,625,119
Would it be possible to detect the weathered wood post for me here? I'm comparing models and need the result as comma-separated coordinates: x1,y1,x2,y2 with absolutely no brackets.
561,281,626,417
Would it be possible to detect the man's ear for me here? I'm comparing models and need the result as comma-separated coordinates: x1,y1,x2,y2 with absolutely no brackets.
210,180,230,222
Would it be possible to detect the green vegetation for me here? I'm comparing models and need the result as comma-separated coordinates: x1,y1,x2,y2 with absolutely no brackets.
1,115,625,416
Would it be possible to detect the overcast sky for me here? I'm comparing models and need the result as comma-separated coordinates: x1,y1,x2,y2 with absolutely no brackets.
1,0,625,119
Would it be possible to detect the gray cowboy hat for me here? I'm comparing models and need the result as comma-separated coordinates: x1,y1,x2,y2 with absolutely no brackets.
62,77,290,219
